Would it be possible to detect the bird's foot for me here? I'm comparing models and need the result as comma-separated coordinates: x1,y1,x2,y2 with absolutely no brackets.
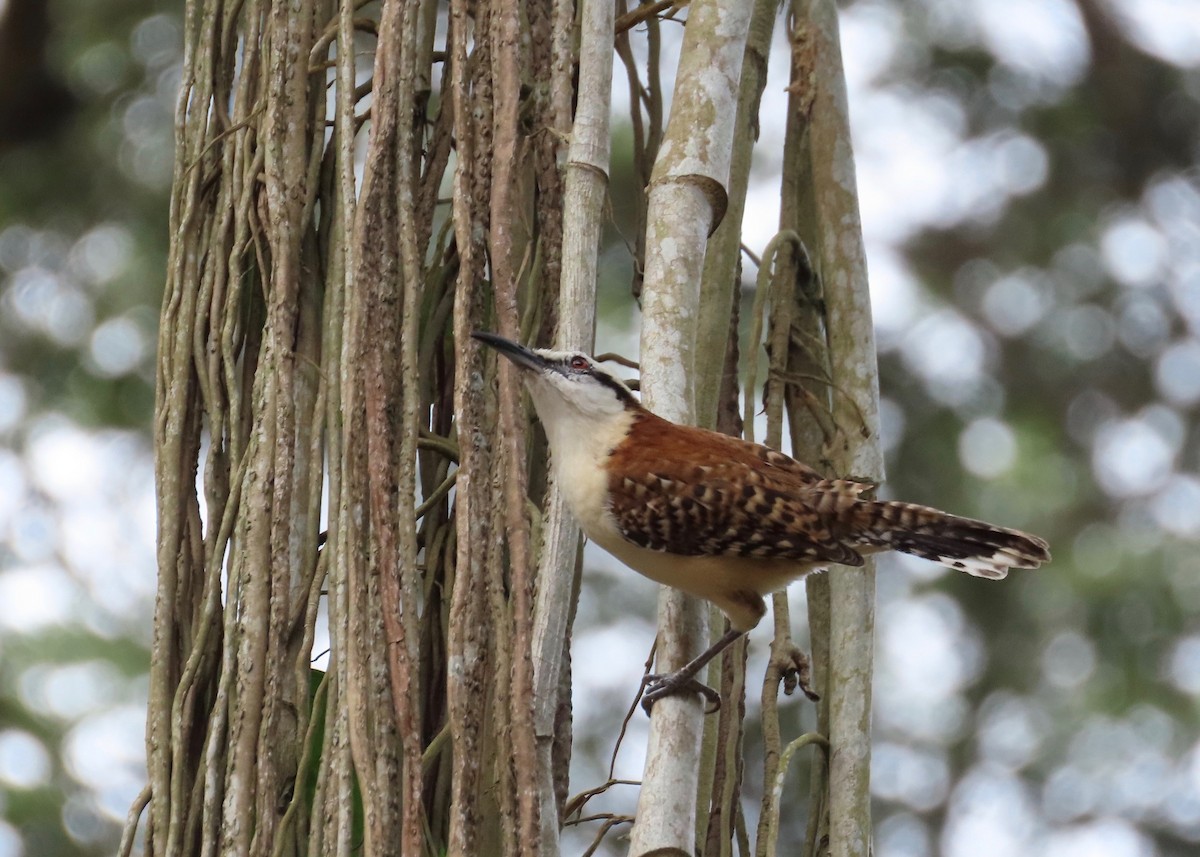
641,671,722,715
774,643,820,702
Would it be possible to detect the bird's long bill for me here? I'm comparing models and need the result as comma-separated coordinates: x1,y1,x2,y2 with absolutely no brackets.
470,331,548,374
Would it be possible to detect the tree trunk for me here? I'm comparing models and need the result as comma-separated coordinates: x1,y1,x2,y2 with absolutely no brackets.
135,1,574,854
628,1,753,855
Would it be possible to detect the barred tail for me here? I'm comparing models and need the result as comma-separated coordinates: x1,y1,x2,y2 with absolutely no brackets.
853,501,1051,579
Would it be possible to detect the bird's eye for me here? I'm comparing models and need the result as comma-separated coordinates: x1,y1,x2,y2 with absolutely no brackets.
569,355,589,371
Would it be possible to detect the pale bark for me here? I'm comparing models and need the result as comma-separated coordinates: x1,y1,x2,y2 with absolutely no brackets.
695,2,782,852
785,1,881,854
803,4,882,854
629,1,753,854
531,0,614,851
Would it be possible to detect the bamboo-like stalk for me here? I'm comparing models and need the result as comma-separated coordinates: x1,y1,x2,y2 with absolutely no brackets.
766,13,838,853
694,0,778,428
786,1,882,853
754,231,817,857
628,1,753,854
531,0,614,852
694,1,782,851
803,5,882,855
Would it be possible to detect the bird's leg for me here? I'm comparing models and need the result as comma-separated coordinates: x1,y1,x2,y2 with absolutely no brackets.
641,628,746,714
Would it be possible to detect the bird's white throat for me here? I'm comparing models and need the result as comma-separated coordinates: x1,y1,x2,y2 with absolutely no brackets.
524,374,635,541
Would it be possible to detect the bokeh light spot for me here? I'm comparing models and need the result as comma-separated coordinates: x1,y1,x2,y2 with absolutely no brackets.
1060,304,1116,361
130,14,181,69
972,0,1090,85
70,41,129,97
982,270,1050,336
0,450,26,522
1165,635,1200,695
998,132,1048,195
1152,475,1200,536
1092,415,1177,498
0,820,21,857
1154,338,1200,405
1043,818,1156,857
943,765,1039,857
0,224,33,273
62,705,147,821
89,316,146,377
1101,216,1167,288
19,661,122,721
877,812,932,857
1041,630,1096,690
873,743,951,811
0,376,27,434
62,793,110,845
1109,0,1200,65
0,730,52,789
7,267,94,346
875,589,981,743
958,418,1017,478
977,693,1046,771
901,310,988,404
0,565,75,632
878,396,907,453
1043,763,1098,822
69,224,133,287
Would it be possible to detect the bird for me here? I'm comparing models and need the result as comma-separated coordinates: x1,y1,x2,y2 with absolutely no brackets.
472,331,1051,712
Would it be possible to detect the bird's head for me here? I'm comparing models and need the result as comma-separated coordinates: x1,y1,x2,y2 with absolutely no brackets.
471,332,638,424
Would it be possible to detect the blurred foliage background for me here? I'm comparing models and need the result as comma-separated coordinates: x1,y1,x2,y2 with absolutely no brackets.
0,0,1197,855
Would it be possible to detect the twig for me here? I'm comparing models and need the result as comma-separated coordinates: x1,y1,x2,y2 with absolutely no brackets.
594,352,641,370
117,784,151,857
615,0,691,35
763,733,830,857
581,815,636,857
563,779,643,822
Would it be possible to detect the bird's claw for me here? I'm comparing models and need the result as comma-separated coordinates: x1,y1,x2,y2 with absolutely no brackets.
775,644,820,702
641,672,723,715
